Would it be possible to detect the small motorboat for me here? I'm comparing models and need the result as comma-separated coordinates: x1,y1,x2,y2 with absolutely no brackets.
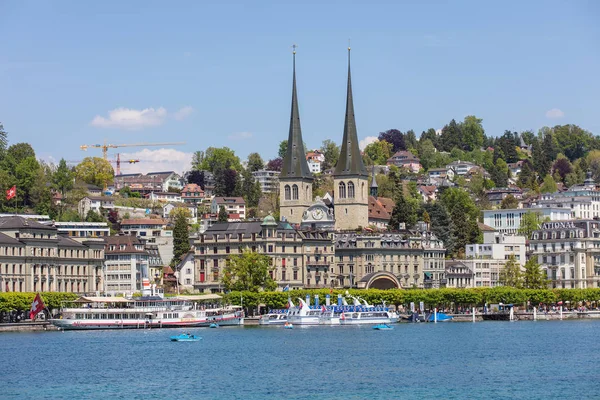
170,333,201,342
283,322,293,329
372,324,394,330
209,323,219,328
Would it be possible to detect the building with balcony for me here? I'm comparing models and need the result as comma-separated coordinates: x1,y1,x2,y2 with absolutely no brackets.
211,197,246,220
54,222,110,239
181,183,205,204
252,170,280,193
0,216,105,294
120,219,169,238
445,261,474,288
386,151,422,173
529,220,600,289
103,235,149,296
466,226,527,265
192,216,334,293
78,196,115,218
147,192,182,203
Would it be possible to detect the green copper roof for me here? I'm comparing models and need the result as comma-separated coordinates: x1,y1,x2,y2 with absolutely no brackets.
281,51,313,181
334,48,367,177
261,214,278,227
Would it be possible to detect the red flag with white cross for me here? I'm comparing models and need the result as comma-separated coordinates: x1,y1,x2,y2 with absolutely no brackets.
6,185,16,201
30,293,45,320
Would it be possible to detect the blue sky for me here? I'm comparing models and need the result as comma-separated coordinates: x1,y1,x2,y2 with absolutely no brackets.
1,0,599,174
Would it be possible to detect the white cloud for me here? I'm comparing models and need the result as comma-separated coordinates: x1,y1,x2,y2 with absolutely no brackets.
545,108,565,119
118,148,193,175
228,132,253,140
91,107,167,130
173,106,194,121
359,136,378,150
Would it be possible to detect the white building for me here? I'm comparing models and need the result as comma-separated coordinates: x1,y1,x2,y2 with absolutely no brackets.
175,252,195,292
78,196,115,218
529,220,600,289
54,222,110,239
307,159,322,174
148,192,182,203
252,170,280,193
211,197,246,220
445,160,477,178
482,207,571,234
306,150,325,173
120,219,170,238
529,177,600,220
104,235,149,296
466,227,527,265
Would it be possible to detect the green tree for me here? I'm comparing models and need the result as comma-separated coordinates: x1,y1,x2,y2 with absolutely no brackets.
417,139,436,171
218,205,228,222
500,195,519,209
221,250,276,292
404,129,418,151
461,115,485,151
517,160,536,189
14,156,41,207
74,157,114,188
241,168,261,208
191,150,205,169
320,139,340,171
540,174,558,193
200,147,242,172
247,152,264,172
440,188,481,256
523,258,548,289
440,119,462,152
517,211,543,238
364,140,393,165
53,159,73,195
85,209,105,222
388,191,418,230
0,123,7,158
499,255,523,288
278,140,288,159
171,208,191,266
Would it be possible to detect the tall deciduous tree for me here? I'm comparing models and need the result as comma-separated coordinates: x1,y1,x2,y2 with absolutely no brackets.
461,115,485,151
540,174,558,194
440,119,462,152
363,140,393,165
552,156,573,183
320,139,340,171
388,191,419,230
222,250,276,292
278,140,288,159
218,205,228,222
246,153,264,172
191,151,205,169
417,139,436,171
499,255,523,288
241,168,261,208
200,147,242,172
378,129,406,153
523,258,548,289
53,158,74,195
440,188,481,256
423,202,452,251
500,195,519,209
74,157,114,188
517,211,543,238
214,168,240,197
171,208,191,266
266,158,283,172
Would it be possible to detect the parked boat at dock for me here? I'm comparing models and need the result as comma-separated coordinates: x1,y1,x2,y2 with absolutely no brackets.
49,294,244,330
258,310,288,325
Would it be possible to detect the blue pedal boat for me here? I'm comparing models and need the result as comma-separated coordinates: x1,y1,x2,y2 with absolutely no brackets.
373,324,394,330
209,323,219,328
170,333,202,342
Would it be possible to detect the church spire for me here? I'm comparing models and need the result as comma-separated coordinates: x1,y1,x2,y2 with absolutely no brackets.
370,166,378,198
334,46,367,177
280,45,313,180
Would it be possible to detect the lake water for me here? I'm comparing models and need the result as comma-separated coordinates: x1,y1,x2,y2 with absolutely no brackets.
2,320,600,399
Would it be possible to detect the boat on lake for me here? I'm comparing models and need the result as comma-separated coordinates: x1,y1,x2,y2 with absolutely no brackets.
287,298,322,325
170,333,201,342
258,310,288,325
426,312,453,322
373,324,393,330
49,294,244,330
338,296,397,325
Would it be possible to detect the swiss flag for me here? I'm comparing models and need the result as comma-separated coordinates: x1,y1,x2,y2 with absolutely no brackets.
30,293,45,320
6,185,16,201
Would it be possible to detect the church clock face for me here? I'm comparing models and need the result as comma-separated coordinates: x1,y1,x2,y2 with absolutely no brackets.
312,208,324,220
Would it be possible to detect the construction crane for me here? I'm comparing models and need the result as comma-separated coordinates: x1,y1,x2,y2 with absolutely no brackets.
80,140,186,190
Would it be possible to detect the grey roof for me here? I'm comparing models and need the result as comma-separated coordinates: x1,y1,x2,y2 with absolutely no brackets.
0,232,24,245
334,49,367,177
280,51,313,181
57,234,86,248
0,216,56,231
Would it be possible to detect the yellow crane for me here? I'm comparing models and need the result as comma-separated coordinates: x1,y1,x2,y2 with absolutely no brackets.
80,140,186,191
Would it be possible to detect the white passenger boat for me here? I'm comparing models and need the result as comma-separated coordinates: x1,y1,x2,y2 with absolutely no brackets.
338,296,397,325
258,310,288,325
49,294,244,330
287,298,321,325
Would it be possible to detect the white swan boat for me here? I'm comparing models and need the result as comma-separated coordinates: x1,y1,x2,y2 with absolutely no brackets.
287,298,321,325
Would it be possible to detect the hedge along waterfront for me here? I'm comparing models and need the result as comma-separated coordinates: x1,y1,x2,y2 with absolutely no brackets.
0,292,78,313
223,288,600,310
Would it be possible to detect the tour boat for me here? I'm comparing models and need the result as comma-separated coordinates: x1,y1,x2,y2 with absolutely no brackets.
170,333,202,342
258,310,288,325
286,298,321,325
338,296,397,325
50,295,244,330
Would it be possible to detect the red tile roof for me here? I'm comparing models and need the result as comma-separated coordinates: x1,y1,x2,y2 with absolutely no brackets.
368,196,394,221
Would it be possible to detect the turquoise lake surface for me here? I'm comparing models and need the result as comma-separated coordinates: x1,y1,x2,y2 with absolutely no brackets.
2,320,600,399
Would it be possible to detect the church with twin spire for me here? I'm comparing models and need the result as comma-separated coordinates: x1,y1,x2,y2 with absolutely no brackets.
279,47,369,231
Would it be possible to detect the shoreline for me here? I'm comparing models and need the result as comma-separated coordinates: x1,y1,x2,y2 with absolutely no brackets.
1,312,596,332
